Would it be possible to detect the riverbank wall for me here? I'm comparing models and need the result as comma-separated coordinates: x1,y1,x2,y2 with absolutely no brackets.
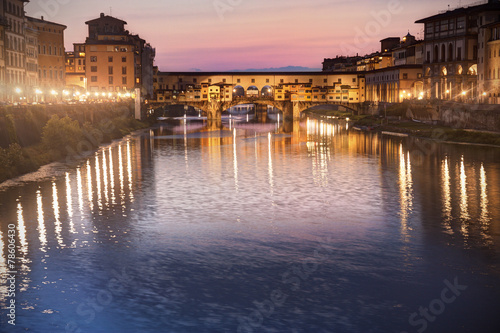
367,101,500,132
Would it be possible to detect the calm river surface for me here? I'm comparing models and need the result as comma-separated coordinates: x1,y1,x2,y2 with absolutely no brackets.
1,115,500,333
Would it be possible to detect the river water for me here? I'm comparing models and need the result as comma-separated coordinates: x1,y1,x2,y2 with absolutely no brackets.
0,115,499,333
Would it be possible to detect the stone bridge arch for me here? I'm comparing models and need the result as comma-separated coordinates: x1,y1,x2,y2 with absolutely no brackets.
155,99,363,120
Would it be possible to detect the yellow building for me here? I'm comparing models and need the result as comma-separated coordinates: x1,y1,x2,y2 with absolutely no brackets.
81,13,155,96
65,43,86,91
85,42,136,93
26,16,66,95
479,20,500,103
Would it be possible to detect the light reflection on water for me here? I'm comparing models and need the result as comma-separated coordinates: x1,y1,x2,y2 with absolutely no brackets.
0,117,499,332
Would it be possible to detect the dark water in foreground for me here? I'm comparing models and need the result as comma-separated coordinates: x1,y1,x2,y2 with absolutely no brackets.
1,116,500,333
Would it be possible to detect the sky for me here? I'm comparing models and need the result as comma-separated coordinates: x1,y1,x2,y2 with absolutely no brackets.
25,0,482,71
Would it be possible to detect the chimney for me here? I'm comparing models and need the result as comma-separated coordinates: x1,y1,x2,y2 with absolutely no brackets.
41,16,44,21
100,13,105,18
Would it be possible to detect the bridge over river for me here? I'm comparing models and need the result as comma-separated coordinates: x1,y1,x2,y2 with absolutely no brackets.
153,71,367,119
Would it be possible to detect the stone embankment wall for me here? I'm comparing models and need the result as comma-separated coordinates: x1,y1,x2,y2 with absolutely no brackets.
406,102,500,132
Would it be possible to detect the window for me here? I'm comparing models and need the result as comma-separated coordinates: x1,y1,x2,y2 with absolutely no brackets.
91,76,97,82
122,66,127,75
403,73,408,79
109,76,113,84
108,66,113,75
295,79,299,83
91,66,97,72
122,77,127,84
108,56,113,62
223,78,226,83
280,79,284,83
309,79,313,83
457,47,462,61
266,79,270,83
352,78,356,83
90,56,97,62
251,79,255,83
324,79,327,83
193,78,197,83
122,56,126,62
208,79,212,83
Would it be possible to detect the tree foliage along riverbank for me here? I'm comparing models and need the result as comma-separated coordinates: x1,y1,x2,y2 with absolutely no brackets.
0,103,148,183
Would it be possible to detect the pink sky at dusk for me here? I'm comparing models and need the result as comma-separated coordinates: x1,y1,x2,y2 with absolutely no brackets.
26,0,480,71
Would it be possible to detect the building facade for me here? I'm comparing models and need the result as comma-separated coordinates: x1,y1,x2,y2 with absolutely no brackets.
65,43,86,90
154,72,366,105
25,16,66,103
81,13,155,97
24,19,37,99
0,5,8,100
365,65,423,103
478,13,500,104
4,0,29,101
416,0,500,102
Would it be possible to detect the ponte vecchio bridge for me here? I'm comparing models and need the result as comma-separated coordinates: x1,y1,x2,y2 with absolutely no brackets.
153,71,367,119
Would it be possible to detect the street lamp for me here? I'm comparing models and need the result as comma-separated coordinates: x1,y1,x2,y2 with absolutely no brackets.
35,89,42,103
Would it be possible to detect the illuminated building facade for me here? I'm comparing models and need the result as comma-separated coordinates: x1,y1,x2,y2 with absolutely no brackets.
26,16,66,96
416,0,500,101
80,13,155,97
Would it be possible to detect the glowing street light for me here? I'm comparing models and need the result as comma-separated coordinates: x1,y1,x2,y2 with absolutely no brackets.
461,91,466,96
51,90,58,95
15,87,22,94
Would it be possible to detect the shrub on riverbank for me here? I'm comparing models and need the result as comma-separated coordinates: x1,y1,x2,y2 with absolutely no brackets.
42,115,85,160
0,104,147,183
0,143,36,182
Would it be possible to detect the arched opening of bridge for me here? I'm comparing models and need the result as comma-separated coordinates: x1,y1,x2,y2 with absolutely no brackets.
261,85,273,97
233,85,245,97
160,105,205,118
225,103,255,114
247,86,259,97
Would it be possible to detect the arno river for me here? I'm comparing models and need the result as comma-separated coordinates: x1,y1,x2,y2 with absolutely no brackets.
0,115,499,332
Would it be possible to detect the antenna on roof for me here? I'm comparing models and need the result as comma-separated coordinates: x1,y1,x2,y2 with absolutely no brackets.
110,7,112,16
